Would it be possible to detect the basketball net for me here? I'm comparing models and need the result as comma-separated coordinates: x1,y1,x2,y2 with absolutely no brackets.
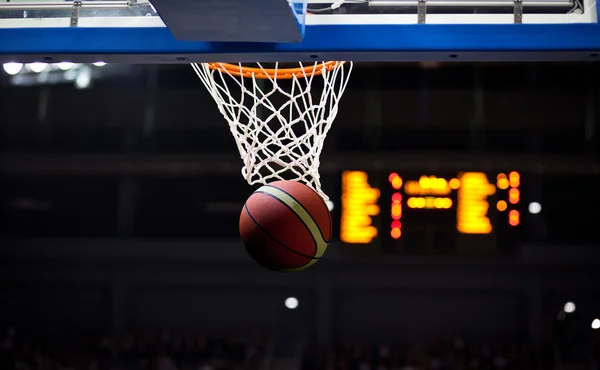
192,61,353,201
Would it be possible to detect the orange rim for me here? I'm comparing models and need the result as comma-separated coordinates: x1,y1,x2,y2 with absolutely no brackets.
205,61,346,79
204,13,346,80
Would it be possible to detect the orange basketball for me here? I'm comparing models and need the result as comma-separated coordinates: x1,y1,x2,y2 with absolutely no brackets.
239,180,332,272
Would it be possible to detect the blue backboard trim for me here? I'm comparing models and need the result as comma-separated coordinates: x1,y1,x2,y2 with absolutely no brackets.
291,0,308,39
0,23,599,62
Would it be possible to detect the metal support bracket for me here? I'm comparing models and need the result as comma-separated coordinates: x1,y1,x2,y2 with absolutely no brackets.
417,0,427,23
70,0,82,27
514,0,523,23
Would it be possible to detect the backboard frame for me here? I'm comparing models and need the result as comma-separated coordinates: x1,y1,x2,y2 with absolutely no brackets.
0,0,599,63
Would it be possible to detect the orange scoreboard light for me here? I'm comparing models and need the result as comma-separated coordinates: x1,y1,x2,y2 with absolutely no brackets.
387,172,520,236
340,171,521,247
340,171,381,244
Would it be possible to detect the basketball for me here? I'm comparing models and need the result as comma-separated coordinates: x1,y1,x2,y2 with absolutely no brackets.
239,180,332,272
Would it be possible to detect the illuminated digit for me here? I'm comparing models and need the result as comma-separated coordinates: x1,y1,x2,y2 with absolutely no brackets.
390,189,403,239
456,172,495,234
340,171,380,244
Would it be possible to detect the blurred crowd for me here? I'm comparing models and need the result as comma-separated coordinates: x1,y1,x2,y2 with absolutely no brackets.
301,338,583,370
3,326,600,370
0,326,265,370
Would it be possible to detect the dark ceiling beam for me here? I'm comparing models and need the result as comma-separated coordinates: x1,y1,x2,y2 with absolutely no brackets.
0,152,598,175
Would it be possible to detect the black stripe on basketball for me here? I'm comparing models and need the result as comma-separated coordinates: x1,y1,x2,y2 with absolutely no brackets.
243,204,320,260
254,190,319,254
263,184,332,243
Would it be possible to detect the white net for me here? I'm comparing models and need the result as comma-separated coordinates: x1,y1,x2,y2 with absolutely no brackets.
191,61,353,201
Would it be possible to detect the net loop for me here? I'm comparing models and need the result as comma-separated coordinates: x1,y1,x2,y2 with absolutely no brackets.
192,61,353,200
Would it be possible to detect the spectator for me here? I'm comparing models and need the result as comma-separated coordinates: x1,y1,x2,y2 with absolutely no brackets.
155,346,178,370
0,326,264,370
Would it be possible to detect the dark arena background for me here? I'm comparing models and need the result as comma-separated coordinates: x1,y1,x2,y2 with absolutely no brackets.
1,62,600,370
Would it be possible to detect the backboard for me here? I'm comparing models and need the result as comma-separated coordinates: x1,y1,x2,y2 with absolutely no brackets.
0,0,598,63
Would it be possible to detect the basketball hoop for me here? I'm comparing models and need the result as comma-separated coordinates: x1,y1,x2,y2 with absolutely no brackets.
192,61,353,201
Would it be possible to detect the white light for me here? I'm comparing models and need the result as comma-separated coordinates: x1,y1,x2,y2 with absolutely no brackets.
57,62,74,71
93,61,106,67
27,62,47,73
284,297,298,310
592,319,600,330
64,69,77,81
564,302,576,313
75,67,92,89
528,202,542,214
3,62,23,76
326,200,335,211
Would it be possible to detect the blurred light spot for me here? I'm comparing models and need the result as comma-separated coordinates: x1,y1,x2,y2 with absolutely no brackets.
75,67,92,89
284,297,298,309
508,210,520,226
341,171,379,244
3,62,23,75
509,171,520,187
93,61,107,67
564,302,576,313
592,318,600,330
326,200,334,211
391,203,402,216
27,62,47,73
456,172,494,234
497,178,509,190
449,178,460,189
433,197,452,209
388,173,403,189
528,202,541,214
57,62,74,71
496,200,507,212
64,68,77,81
508,188,520,204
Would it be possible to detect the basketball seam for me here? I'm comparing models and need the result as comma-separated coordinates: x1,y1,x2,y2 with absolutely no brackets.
243,205,320,261
263,185,332,243
254,190,321,254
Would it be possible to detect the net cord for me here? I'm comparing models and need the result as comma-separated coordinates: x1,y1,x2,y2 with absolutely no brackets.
191,61,353,200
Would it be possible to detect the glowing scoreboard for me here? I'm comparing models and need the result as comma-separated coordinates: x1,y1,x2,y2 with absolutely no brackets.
340,171,381,244
340,171,522,251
